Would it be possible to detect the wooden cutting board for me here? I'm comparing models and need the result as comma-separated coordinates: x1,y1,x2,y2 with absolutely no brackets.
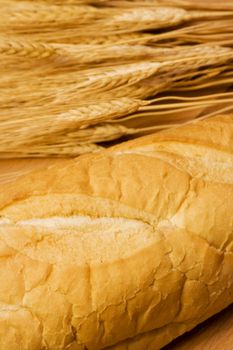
0,158,233,349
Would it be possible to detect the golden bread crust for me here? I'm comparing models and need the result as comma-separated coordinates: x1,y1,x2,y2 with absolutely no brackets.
0,115,232,349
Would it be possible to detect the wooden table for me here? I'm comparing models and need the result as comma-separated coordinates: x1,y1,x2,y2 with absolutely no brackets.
0,158,233,349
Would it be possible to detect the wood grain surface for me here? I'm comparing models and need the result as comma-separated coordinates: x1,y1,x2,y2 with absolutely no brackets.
0,158,233,349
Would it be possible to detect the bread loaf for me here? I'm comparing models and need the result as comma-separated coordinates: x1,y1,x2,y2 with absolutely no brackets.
0,115,233,350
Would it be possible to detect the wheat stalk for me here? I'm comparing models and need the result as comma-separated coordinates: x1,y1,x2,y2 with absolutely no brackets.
108,93,233,124
0,0,233,158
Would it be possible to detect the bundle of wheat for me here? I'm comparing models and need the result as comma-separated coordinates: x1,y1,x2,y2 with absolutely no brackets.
1,0,233,158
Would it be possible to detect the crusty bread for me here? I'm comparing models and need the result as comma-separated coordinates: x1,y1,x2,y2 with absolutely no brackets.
0,115,233,350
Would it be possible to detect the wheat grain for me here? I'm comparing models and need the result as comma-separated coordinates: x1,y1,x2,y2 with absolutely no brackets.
97,7,188,32
53,44,160,65
0,98,144,146
0,2,99,25
0,37,56,58
0,0,233,157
